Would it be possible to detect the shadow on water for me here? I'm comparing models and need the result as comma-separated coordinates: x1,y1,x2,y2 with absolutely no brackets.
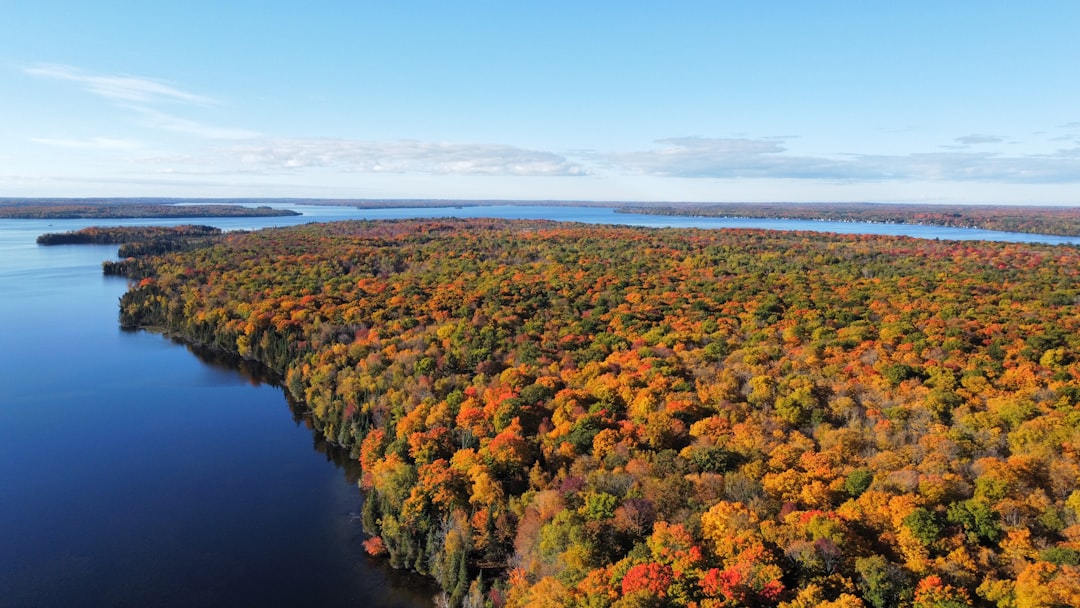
176,338,284,387
174,338,440,606
177,341,360,471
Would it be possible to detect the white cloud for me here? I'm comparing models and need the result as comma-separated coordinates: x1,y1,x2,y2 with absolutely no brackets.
609,137,850,179
852,150,1080,183
30,136,142,150
24,64,214,105
954,134,1004,145
607,136,1080,184
224,138,589,176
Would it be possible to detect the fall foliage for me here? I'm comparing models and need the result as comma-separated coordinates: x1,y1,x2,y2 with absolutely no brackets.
109,218,1080,607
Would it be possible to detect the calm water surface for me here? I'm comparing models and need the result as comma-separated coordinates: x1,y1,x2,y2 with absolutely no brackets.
2,205,1078,606
0,215,436,607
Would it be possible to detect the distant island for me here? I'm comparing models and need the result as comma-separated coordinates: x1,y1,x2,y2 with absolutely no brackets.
0,198,300,219
615,202,1080,237
37,225,226,260
37,224,221,245
290,199,628,209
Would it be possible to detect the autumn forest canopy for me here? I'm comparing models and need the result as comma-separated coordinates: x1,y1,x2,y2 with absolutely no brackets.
107,219,1080,607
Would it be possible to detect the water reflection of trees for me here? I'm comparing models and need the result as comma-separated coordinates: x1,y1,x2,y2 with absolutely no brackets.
180,340,281,387
181,340,362,485
288,393,363,485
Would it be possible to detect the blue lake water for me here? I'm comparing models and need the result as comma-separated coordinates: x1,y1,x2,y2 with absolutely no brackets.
1,204,1077,606
0,215,436,607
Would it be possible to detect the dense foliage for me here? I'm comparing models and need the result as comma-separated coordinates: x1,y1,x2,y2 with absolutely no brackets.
618,203,1080,238
115,219,1080,607
39,225,228,272
38,224,221,246
1,200,298,219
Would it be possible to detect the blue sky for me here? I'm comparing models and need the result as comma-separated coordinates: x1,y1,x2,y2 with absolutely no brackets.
3,1,1080,203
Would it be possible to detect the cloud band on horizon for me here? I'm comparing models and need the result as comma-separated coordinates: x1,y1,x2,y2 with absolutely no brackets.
19,64,1080,185
607,136,1080,184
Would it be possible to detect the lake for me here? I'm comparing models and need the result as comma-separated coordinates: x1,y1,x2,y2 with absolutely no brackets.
1,204,1077,607
0,213,438,607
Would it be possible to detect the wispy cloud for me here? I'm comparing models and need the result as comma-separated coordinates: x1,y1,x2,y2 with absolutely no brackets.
954,134,1004,145
24,64,214,105
127,106,260,140
852,150,1080,183
609,137,849,179
30,136,142,150
224,138,588,176
23,63,259,142
606,136,1080,184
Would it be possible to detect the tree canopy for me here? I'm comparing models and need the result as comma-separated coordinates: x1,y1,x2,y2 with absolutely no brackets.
113,218,1080,607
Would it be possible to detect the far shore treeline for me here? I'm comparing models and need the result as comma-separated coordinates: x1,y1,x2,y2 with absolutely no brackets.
92,218,1080,607
1,199,299,219
9,197,1080,237
616,202,1080,238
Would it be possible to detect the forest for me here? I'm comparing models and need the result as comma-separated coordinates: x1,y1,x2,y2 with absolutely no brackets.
38,225,227,261
108,218,1080,607
616,203,1080,238
38,224,221,245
